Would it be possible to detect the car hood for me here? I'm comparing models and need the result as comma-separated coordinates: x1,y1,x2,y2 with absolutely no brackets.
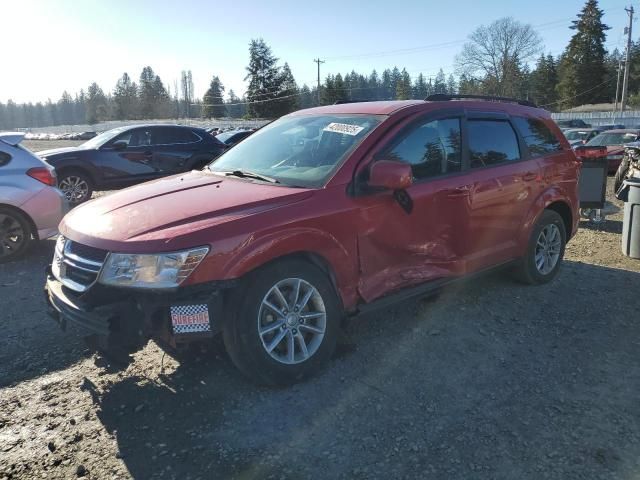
60,170,313,251
38,146,88,157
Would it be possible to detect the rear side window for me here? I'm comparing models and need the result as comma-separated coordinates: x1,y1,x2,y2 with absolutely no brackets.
0,152,11,167
513,117,562,157
384,118,462,180
153,127,200,145
468,120,520,168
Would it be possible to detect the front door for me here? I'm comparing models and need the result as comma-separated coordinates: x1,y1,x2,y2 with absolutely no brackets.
355,113,474,303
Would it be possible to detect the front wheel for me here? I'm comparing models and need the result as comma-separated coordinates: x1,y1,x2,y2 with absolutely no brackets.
223,259,341,385
513,210,566,285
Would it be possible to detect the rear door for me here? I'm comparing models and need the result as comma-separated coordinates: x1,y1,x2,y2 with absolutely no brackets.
463,113,542,271
150,127,202,175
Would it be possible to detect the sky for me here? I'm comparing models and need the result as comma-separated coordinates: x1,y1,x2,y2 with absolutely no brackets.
0,0,634,104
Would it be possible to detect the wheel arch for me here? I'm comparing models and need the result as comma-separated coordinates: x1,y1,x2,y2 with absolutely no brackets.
0,203,38,240
56,165,97,186
206,228,359,311
545,200,573,239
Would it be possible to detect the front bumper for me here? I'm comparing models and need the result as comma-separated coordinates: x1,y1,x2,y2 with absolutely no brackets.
45,268,230,351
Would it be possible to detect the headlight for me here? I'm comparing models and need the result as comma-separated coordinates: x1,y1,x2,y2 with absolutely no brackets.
98,247,209,289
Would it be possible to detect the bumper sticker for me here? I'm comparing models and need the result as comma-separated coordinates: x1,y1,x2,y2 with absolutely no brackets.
171,304,211,334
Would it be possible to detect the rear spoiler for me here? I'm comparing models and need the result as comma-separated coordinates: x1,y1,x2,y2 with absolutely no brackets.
0,132,25,146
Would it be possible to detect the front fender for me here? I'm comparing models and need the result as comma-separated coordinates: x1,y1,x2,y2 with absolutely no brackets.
207,227,358,309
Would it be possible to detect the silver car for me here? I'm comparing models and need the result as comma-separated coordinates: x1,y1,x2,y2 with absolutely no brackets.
0,132,66,262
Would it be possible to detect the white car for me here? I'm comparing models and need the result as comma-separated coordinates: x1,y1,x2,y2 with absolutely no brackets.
0,132,67,262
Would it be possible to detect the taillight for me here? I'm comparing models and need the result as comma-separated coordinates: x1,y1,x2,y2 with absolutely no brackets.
26,167,57,186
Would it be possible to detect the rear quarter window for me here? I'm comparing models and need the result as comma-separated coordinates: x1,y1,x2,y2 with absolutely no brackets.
513,117,563,157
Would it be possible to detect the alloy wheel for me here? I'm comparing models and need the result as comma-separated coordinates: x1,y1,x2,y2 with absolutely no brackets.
0,214,27,259
258,278,327,365
59,176,89,202
534,224,562,275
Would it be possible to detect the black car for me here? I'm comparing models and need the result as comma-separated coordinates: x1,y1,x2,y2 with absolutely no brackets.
556,119,591,129
215,129,253,147
38,125,226,203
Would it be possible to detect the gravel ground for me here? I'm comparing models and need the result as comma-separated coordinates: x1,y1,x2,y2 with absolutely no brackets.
1,178,640,479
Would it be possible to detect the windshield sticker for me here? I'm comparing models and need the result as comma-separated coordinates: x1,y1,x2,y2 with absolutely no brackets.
323,123,365,136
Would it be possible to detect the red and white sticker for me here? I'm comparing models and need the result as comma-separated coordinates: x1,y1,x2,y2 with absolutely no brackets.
170,304,211,334
323,122,365,136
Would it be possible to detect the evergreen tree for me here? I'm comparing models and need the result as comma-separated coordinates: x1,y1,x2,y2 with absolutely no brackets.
396,68,412,100
556,0,610,108
245,38,283,118
113,72,138,120
413,73,428,99
272,62,298,116
369,70,381,100
298,84,315,109
446,74,457,95
226,89,243,118
57,91,74,125
530,54,558,108
202,75,226,118
139,66,158,118
434,69,447,94
86,82,108,124
381,69,393,100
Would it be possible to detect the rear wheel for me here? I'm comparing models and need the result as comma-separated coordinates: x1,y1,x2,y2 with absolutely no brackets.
514,210,566,285
0,207,33,263
223,259,340,385
58,170,93,204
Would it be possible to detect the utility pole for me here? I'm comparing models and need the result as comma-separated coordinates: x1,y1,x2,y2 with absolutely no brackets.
614,56,624,119
621,6,634,112
313,58,325,105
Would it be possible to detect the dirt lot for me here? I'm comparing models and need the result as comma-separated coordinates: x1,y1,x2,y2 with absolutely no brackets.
1,178,640,479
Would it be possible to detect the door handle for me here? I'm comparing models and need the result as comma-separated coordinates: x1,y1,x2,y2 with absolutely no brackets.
143,151,153,157
522,171,538,181
445,186,470,198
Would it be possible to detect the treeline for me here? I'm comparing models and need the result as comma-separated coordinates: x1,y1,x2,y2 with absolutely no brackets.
1,0,638,130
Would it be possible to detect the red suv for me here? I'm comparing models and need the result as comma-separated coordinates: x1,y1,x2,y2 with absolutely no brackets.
46,95,580,385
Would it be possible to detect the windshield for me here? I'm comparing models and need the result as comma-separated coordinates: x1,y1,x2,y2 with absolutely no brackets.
586,132,639,147
208,114,383,188
565,130,590,141
79,127,129,148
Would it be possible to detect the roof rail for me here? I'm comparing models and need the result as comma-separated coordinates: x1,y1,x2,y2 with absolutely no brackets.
425,94,537,108
333,99,374,105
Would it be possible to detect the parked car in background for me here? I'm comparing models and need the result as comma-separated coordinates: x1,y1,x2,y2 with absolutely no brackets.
76,131,97,140
0,132,66,263
46,96,579,384
598,124,626,131
556,119,591,130
564,127,605,148
215,129,253,147
584,129,640,172
38,124,227,203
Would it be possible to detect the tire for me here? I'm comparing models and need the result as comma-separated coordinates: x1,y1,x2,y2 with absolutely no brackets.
0,207,34,263
513,210,566,285
222,259,341,385
58,170,93,204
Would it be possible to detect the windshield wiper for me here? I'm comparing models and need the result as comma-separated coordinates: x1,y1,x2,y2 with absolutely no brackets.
222,169,280,184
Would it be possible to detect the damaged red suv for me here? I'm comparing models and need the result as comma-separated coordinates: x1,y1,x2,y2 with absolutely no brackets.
46,95,579,385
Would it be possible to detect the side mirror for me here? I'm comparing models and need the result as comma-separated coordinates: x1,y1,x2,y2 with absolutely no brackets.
112,140,128,151
368,160,413,191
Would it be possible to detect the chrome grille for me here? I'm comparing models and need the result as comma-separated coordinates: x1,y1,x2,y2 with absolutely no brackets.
52,237,107,292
